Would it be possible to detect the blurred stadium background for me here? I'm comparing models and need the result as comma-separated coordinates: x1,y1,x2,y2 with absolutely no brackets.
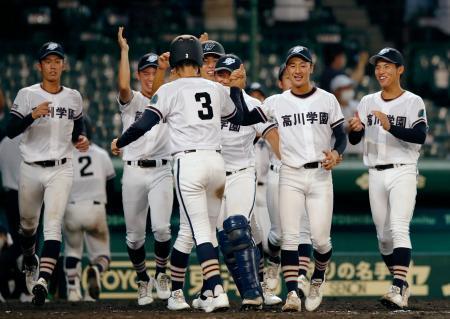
0,0,449,302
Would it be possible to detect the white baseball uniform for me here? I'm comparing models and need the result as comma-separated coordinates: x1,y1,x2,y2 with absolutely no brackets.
217,91,276,231
11,84,83,241
118,90,173,249
64,143,115,262
357,90,427,253
148,77,236,249
261,88,344,253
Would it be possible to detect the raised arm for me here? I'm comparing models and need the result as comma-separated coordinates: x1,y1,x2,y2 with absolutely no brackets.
152,52,170,94
117,27,132,104
227,65,267,125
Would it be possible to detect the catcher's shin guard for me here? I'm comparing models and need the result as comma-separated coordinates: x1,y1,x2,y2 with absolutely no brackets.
223,215,262,300
218,230,243,296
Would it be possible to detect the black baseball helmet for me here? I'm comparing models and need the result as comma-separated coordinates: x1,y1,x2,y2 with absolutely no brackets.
169,35,203,68
202,40,225,58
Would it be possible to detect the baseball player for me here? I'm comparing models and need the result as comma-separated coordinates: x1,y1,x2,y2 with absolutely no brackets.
261,63,313,299
243,46,347,312
116,27,172,305
213,54,281,309
6,42,89,306
111,35,264,312
153,37,226,311
348,48,427,309
63,122,115,302
200,39,225,81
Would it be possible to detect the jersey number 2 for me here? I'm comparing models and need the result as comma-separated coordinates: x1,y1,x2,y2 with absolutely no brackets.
195,92,213,120
79,156,94,177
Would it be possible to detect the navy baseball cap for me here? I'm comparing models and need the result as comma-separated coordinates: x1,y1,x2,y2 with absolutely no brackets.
202,40,225,57
278,63,287,81
285,45,313,64
369,48,404,66
38,42,64,61
215,54,242,73
138,53,159,71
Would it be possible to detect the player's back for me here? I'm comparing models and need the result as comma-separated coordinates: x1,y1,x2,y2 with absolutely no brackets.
152,77,236,154
69,144,115,204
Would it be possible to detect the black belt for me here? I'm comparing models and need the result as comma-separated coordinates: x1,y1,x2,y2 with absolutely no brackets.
173,149,221,156
257,181,265,186
372,164,405,171
303,162,320,169
226,167,247,176
31,158,67,167
127,159,168,168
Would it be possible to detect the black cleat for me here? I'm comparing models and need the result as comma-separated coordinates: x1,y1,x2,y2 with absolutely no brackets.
87,265,101,300
32,278,48,306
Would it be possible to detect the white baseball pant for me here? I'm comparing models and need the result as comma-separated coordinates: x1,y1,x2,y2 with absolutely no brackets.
279,165,332,253
19,160,73,241
63,200,110,261
369,164,417,255
122,163,173,250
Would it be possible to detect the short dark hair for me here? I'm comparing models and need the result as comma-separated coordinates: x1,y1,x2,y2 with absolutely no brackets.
175,60,200,73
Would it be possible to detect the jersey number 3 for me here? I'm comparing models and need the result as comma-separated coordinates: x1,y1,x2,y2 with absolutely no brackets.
79,156,94,177
195,92,213,120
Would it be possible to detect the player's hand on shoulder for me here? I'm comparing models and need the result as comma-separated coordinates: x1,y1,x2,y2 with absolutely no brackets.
372,111,391,131
158,52,170,70
111,138,121,156
74,135,89,152
199,32,209,43
322,150,339,170
348,111,364,132
229,64,246,89
117,26,129,51
31,101,51,119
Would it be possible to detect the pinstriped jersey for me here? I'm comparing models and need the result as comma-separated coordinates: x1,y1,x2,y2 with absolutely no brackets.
118,90,170,161
261,88,344,168
148,77,237,154
220,90,276,171
357,90,427,166
11,84,83,162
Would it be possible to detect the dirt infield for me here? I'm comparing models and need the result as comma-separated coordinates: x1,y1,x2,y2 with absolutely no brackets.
1,299,450,319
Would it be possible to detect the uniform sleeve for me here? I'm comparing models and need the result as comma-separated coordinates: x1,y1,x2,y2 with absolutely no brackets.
73,90,83,120
255,121,277,137
117,90,136,113
219,85,237,119
260,95,277,122
408,96,428,128
147,86,169,120
329,94,344,129
103,152,116,180
10,89,30,119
